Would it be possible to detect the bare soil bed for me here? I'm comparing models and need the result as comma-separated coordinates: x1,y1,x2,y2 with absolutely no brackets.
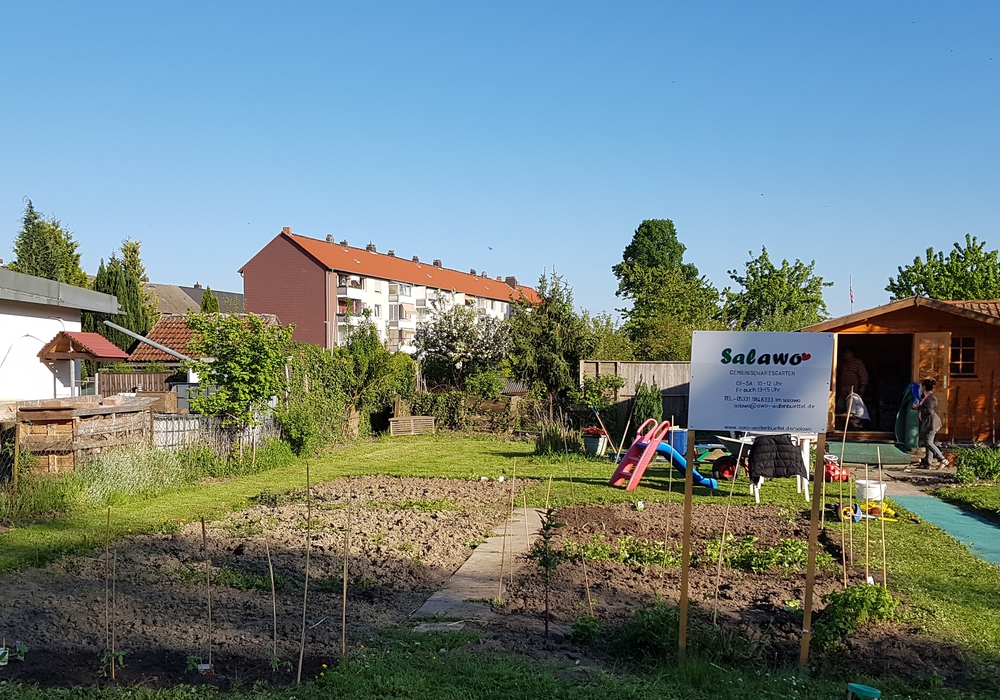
0,476,517,689
0,481,970,688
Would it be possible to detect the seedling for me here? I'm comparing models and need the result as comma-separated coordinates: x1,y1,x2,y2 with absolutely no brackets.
527,507,565,637
100,651,126,677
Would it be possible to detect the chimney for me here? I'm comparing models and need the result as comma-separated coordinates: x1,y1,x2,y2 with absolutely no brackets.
433,259,442,268
470,269,477,276
505,276,518,288
496,276,502,281
412,256,420,263
282,226,292,234
340,239,348,246
194,282,202,289
387,250,395,257
481,270,487,279
366,242,377,253
326,234,334,243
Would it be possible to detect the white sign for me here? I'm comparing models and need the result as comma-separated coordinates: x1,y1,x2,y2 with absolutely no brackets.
688,331,835,432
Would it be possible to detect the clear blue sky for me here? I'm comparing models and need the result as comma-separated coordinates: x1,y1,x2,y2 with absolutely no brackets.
2,2,998,319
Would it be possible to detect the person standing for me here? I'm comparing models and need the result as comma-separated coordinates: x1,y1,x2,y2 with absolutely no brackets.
837,348,869,409
917,378,948,468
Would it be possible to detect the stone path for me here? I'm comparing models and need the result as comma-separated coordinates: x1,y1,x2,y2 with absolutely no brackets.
414,507,542,619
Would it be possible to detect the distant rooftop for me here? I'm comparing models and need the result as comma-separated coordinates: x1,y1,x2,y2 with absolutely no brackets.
146,282,244,316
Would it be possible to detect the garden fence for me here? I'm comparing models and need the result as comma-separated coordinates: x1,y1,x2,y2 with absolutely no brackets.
153,413,279,458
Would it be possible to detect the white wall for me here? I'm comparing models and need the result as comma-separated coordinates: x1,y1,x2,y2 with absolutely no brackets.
0,300,81,402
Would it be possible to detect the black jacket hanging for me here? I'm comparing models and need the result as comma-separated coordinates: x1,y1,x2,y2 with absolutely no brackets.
748,434,807,481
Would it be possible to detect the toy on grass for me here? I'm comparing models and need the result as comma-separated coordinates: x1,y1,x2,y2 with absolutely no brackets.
833,500,898,523
824,454,851,482
608,419,718,491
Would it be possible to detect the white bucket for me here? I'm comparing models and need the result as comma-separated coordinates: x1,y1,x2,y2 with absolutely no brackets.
856,479,887,502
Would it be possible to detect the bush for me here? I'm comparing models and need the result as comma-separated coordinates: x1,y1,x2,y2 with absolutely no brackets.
812,583,899,650
534,421,582,455
632,380,662,426
408,391,469,431
953,447,1000,483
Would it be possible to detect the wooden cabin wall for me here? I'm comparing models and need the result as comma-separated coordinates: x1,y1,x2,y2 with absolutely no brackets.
828,307,1000,442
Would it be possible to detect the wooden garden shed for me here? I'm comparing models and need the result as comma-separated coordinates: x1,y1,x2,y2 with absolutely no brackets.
802,296,1000,443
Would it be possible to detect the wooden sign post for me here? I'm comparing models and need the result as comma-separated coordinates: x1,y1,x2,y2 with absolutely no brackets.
798,432,828,667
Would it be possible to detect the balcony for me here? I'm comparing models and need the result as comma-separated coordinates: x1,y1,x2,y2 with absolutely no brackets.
337,284,366,301
390,317,417,330
337,313,366,327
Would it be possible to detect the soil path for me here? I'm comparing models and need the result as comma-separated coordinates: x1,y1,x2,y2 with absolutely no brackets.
415,507,542,618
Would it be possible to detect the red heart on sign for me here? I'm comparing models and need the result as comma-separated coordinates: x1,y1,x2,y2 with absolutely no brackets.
801,353,812,361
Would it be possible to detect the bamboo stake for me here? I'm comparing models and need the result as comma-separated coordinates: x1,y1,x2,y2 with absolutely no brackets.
678,430,696,660
544,475,553,510
105,507,111,653
799,434,828,667
661,416,676,560
711,434,749,625
11,421,19,496
509,459,517,590
877,447,888,588
265,539,278,665
296,460,312,685
565,455,594,616
497,476,510,600
522,492,530,550
202,516,212,668
847,388,856,566
838,393,854,589
111,549,117,681
341,478,351,656
864,460,871,582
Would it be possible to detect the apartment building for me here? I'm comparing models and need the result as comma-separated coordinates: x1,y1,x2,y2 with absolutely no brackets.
240,228,539,352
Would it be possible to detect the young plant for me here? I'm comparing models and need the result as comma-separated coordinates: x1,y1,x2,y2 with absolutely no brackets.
527,507,565,637
100,650,126,677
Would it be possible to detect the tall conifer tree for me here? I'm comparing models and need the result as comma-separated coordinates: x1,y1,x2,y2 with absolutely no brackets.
9,199,88,286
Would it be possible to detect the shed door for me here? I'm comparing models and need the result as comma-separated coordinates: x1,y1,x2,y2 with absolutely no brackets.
912,332,950,433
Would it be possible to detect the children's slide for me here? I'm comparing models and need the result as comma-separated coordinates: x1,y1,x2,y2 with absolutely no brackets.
609,419,719,491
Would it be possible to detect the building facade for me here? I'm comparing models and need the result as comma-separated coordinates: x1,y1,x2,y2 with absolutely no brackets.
240,228,538,352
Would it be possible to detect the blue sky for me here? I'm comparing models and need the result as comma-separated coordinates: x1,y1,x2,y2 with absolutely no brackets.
2,2,998,319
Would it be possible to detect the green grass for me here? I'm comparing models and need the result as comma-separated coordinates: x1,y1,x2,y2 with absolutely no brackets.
933,484,1000,525
0,628,993,699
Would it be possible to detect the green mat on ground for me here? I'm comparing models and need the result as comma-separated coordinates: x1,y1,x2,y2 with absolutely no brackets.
834,441,911,465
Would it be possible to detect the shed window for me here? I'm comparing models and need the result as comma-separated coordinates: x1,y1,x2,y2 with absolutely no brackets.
950,337,976,377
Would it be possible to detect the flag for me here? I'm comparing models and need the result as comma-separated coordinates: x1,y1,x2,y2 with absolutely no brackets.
849,276,855,305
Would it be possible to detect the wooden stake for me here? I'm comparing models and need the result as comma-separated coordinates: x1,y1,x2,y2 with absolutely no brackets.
838,393,854,589
711,433,749,625
297,460,312,684
497,481,510,600
864,460,871,583
111,549,117,681
11,421,20,496
265,539,278,664
341,478,351,656
678,429,696,659
201,516,212,668
509,459,517,591
544,475,553,510
105,507,111,653
799,433,828,668
522,492,530,550
661,416,676,561
565,457,594,616
877,447,888,588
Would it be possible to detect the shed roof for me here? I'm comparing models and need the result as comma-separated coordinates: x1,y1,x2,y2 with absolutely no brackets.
244,232,536,304
802,296,1000,332
37,331,130,362
0,268,122,314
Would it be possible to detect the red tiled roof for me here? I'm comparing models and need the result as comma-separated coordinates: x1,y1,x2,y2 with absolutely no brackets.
276,233,529,304
128,314,283,362
63,332,129,361
513,284,542,305
129,316,197,362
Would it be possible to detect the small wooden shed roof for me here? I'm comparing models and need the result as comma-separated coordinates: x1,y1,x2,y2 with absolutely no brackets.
802,296,1000,332
37,331,129,362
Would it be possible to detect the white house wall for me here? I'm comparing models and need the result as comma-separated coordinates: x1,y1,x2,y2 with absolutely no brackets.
0,300,80,403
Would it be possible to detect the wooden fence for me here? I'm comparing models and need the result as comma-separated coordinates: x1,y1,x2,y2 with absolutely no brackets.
389,416,436,436
99,372,173,397
580,360,691,426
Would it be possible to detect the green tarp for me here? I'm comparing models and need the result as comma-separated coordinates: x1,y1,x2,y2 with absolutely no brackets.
835,441,912,465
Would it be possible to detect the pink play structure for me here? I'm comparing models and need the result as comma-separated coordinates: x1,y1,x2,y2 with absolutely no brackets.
608,419,672,491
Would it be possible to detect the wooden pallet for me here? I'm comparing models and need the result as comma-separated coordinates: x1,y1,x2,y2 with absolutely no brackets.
389,416,436,436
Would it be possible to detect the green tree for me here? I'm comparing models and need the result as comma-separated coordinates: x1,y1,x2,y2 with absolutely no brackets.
722,247,832,331
507,271,594,410
9,199,88,286
334,320,415,438
200,285,220,312
583,312,633,361
83,240,156,351
886,235,1000,300
614,219,721,361
185,313,294,430
413,303,509,391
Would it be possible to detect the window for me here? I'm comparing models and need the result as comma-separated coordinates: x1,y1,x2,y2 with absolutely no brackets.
951,337,976,377
374,304,382,318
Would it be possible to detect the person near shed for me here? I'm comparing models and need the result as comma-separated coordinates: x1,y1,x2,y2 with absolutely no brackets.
837,348,869,410
916,378,948,468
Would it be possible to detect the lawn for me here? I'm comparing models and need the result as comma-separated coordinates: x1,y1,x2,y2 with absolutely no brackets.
933,484,1000,526
1,434,999,699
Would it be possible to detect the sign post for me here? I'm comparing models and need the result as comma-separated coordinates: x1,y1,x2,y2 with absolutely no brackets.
680,331,834,663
